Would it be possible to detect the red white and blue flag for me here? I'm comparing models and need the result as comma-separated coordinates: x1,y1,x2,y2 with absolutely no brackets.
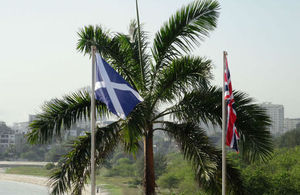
224,55,239,152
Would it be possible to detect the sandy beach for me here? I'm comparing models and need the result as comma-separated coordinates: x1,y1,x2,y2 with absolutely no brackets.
0,172,48,186
0,168,107,195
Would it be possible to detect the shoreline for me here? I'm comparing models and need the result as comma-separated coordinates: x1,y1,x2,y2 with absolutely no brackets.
0,172,48,186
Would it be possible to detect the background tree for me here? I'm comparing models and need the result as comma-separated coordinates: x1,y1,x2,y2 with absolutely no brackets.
28,0,272,194
275,127,300,148
241,147,300,195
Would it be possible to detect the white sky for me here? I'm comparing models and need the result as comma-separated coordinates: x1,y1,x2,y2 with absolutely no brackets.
0,0,299,125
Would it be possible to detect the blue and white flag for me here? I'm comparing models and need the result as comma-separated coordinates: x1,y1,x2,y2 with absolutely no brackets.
94,53,143,119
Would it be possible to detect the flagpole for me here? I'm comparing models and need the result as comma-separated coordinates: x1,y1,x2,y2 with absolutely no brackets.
135,0,144,85
91,45,96,195
222,51,227,195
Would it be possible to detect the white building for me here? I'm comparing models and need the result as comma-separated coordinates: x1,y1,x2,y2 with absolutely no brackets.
29,114,37,123
284,118,300,132
0,122,15,152
12,122,29,134
260,103,284,136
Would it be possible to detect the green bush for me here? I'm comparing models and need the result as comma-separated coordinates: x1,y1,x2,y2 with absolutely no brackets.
158,173,179,190
157,153,205,195
241,147,300,194
45,162,55,170
105,158,136,177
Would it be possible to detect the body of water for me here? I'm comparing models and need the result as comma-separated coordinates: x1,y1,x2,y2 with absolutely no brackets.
0,180,49,195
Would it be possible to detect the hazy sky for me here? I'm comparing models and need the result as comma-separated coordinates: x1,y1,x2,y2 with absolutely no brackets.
0,0,299,125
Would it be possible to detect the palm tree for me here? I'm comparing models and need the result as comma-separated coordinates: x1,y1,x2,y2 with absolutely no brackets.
28,0,272,194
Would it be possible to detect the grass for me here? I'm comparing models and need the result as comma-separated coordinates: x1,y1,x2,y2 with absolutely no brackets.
5,166,50,177
96,175,143,195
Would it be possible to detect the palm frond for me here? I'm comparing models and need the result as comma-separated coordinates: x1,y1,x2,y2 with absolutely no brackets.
27,90,108,144
77,25,138,89
120,101,152,153
159,86,221,124
162,86,273,162
128,20,151,91
76,25,111,55
233,91,273,162
77,24,150,92
150,0,219,92
49,122,121,195
151,56,212,108
162,121,245,194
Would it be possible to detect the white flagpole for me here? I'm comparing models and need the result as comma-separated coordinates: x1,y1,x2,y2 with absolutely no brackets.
222,51,227,195
91,45,96,195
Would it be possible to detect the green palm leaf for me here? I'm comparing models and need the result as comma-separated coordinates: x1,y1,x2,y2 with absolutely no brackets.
165,86,273,161
27,90,108,144
162,122,245,194
151,0,219,90
77,22,150,93
49,122,120,195
151,56,213,108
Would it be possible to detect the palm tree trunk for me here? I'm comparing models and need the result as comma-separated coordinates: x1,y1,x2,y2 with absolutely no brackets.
144,129,155,195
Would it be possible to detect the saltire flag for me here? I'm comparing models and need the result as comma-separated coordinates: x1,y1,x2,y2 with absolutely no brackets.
94,53,143,119
224,55,240,152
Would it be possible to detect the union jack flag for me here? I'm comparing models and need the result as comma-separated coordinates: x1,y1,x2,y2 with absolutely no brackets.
224,55,239,152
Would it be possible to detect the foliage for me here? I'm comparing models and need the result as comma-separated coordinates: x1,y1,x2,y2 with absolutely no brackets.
154,153,168,179
45,163,56,170
158,174,180,191
0,145,17,160
105,157,136,177
157,153,207,195
105,150,168,181
275,127,300,148
48,122,120,195
20,151,41,161
237,147,300,195
44,144,69,162
0,142,49,161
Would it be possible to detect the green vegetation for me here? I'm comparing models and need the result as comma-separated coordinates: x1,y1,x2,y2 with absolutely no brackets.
45,162,56,170
0,138,70,162
0,143,47,161
240,147,300,195
96,176,142,195
6,166,51,177
95,150,207,195
157,153,206,195
225,127,300,195
275,127,300,148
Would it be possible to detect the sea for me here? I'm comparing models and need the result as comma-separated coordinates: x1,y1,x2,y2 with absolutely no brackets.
0,180,49,195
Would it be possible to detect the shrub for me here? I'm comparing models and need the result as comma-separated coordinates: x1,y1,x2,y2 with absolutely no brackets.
45,162,55,170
